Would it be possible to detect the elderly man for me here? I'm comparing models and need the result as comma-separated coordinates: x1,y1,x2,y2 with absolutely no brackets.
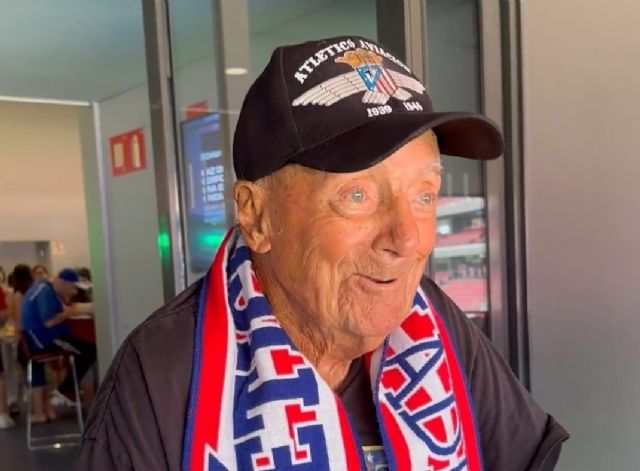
21,268,97,421
76,37,568,471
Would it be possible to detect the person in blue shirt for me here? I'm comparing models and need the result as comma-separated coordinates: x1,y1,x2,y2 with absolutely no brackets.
21,268,96,423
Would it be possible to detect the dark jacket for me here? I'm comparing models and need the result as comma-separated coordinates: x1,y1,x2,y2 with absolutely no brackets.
75,277,568,470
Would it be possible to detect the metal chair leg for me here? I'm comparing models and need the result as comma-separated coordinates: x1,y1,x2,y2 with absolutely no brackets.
69,355,84,433
24,355,84,449
26,359,33,450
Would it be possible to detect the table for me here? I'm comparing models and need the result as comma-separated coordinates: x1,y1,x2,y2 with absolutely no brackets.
68,316,96,344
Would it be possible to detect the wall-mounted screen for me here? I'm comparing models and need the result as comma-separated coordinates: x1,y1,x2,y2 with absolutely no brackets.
180,113,229,273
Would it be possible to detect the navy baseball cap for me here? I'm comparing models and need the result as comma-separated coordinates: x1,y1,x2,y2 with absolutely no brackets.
233,35,504,182
58,268,80,285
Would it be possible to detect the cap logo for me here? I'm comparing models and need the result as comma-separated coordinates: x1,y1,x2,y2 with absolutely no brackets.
292,48,425,108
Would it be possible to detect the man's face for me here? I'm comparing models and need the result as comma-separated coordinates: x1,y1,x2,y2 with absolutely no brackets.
258,132,442,350
55,280,78,300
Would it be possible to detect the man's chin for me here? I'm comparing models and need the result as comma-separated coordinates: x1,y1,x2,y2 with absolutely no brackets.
354,307,409,340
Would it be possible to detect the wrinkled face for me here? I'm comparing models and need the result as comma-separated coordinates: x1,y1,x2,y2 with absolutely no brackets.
248,132,442,350
54,279,77,300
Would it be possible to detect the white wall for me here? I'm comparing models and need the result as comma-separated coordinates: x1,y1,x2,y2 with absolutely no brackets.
0,241,39,273
77,106,115,382
96,86,165,343
0,101,89,272
81,48,223,367
522,1,640,469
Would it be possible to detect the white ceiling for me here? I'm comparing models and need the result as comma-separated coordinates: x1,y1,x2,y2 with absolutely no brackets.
0,0,376,102
0,0,149,102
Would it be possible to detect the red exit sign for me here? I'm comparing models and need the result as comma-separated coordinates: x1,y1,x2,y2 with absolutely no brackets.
110,128,147,177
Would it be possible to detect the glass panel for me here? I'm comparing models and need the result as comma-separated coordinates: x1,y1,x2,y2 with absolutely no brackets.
248,0,379,80
433,196,487,314
169,0,228,285
170,0,401,284
425,0,489,330
426,0,482,196
0,2,160,464
0,4,164,337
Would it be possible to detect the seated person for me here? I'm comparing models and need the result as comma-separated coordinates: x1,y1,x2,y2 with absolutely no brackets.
65,271,96,409
9,264,34,332
21,268,96,422
76,267,93,303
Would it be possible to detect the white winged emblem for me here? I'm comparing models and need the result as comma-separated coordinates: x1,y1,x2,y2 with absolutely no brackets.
292,48,425,107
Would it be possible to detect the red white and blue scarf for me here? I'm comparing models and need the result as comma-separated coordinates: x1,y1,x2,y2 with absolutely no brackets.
182,228,483,470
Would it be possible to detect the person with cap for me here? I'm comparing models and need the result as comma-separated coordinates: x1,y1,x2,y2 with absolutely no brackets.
76,36,568,471
21,268,97,422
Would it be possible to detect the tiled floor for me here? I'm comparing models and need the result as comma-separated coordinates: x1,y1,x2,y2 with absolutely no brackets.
0,409,79,471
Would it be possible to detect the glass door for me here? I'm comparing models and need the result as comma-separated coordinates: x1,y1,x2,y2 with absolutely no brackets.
168,0,406,285
421,0,523,372
423,0,491,331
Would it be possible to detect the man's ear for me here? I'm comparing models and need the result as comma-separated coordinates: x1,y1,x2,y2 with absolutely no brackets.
234,181,271,253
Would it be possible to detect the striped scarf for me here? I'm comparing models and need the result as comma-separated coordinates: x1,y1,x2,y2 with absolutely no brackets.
182,228,482,470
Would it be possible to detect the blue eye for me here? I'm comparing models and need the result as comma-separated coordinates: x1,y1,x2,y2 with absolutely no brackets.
418,193,436,206
349,189,366,203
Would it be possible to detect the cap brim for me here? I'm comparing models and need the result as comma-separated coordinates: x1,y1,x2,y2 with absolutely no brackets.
289,111,504,174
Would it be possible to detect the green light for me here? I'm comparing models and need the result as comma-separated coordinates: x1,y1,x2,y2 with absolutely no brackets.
202,233,224,249
157,232,171,249
157,232,171,259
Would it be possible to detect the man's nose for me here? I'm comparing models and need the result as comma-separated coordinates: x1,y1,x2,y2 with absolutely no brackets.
373,196,419,258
